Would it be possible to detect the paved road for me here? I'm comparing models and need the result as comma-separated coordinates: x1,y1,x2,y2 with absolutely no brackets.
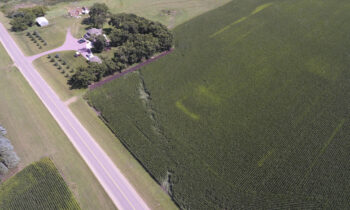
0,23,149,210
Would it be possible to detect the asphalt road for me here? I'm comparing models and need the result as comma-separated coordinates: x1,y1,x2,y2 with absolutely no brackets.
0,23,149,210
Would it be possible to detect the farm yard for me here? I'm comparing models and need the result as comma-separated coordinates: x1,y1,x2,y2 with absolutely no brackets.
0,0,230,56
0,158,80,209
87,0,350,209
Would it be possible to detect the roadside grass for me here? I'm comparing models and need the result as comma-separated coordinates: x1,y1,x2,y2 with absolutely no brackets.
69,98,177,210
0,43,116,209
87,0,350,209
0,158,81,209
33,51,88,101
0,41,12,66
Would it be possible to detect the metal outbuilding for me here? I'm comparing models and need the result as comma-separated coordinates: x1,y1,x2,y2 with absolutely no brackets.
36,17,49,27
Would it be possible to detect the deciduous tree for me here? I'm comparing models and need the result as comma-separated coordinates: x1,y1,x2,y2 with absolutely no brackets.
89,3,109,28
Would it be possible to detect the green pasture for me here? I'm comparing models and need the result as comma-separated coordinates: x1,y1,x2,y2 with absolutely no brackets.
87,0,350,209
0,158,80,209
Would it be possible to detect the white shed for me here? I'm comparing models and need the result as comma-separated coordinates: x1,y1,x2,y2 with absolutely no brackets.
36,17,49,27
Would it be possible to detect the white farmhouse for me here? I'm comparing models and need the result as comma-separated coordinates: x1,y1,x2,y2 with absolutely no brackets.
36,17,49,27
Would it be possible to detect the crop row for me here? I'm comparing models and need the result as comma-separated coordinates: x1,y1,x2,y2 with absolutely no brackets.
0,158,80,209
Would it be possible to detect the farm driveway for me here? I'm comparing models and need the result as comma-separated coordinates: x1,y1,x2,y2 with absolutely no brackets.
27,29,87,62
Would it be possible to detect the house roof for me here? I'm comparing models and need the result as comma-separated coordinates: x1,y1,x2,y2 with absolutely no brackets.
36,17,49,26
87,28,102,36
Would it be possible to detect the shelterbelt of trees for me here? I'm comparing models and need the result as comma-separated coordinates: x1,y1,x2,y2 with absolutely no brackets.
68,4,173,88
7,6,47,31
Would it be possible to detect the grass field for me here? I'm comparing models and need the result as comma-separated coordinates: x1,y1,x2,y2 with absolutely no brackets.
0,158,80,209
87,0,350,208
1,0,229,56
34,51,88,101
0,43,116,209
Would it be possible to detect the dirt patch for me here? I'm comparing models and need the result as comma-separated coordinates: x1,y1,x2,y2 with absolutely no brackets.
64,96,78,106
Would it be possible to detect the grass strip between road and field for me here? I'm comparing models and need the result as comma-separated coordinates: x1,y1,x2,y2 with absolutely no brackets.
0,42,116,210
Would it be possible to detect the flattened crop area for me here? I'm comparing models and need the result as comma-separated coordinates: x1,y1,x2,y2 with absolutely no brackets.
87,0,350,208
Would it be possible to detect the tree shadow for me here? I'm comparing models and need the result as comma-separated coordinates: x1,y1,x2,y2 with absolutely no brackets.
103,28,112,35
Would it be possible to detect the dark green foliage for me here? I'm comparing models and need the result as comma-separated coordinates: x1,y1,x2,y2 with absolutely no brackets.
8,6,47,32
54,62,58,66
70,13,173,88
89,3,109,28
47,55,51,59
68,66,98,88
57,65,62,70
109,28,130,47
0,158,80,209
9,12,35,31
55,54,59,58
109,13,173,51
50,58,55,62
92,35,107,53
87,0,350,209
27,6,47,17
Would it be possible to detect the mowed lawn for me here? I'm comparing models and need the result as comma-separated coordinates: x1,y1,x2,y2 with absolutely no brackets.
0,158,80,209
0,44,116,209
87,0,350,209
33,51,88,101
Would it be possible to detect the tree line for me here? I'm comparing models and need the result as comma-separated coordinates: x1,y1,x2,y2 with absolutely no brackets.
69,4,173,88
0,125,20,176
8,6,47,32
